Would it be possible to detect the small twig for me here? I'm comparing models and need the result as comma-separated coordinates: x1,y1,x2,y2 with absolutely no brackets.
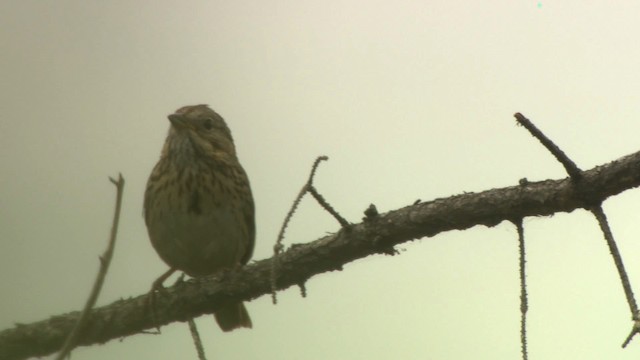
308,186,349,227
187,319,207,360
591,205,637,315
590,205,639,347
514,113,582,179
623,320,640,348
55,174,125,360
591,204,640,347
180,275,207,359
271,156,328,304
514,219,528,360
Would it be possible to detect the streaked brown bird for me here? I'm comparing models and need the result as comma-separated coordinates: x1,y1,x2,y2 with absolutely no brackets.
144,104,255,331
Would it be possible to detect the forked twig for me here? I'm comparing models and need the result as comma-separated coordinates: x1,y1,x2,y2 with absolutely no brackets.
270,155,349,304
55,174,125,360
623,320,640,348
308,187,349,227
274,156,328,253
271,156,327,304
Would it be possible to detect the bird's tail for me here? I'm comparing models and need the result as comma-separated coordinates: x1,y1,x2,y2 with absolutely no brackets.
214,302,252,332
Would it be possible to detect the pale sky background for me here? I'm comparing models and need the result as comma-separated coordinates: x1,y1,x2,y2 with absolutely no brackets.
3,1,640,359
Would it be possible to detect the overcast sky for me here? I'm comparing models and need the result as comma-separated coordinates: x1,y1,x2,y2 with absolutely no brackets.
3,1,640,359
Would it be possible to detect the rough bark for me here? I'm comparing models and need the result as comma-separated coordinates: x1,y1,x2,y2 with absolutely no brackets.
2,150,640,360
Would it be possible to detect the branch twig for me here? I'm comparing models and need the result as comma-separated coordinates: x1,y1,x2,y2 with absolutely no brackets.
591,205,637,317
54,174,125,360
270,156,332,304
514,219,528,360
187,319,206,360
308,187,349,227
623,320,640,348
514,113,582,179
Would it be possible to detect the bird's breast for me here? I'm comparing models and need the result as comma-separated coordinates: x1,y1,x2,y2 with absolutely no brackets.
144,162,250,276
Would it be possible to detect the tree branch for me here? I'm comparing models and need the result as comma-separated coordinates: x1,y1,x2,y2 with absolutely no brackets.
3,150,640,359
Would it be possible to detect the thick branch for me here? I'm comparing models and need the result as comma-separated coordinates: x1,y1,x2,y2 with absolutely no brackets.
3,150,640,359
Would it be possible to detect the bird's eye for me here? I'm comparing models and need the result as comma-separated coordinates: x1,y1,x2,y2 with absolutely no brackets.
203,118,214,130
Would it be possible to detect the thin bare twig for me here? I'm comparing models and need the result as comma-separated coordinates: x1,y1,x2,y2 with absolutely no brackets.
622,320,640,348
514,219,528,360
590,206,637,316
514,113,582,179
175,274,207,359
55,173,125,360
308,186,349,227
590,205,640,349
187,319,206,360
271,156,329,304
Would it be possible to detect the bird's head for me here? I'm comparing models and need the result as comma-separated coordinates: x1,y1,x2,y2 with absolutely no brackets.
163,104,237,161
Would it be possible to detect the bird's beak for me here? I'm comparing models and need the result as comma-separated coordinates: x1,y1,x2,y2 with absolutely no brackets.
168,113,187,129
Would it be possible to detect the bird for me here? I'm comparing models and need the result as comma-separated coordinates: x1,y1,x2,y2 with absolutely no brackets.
144,104,255,331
